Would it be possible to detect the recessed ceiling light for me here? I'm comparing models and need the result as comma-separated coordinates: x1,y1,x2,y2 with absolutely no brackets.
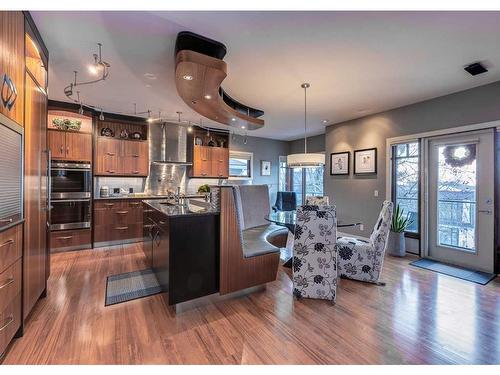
231,118,236,122
183,75,193,81
322,119,328,124
144,73,157,80
145,84,152,88
241,125,245,129
464,62,488,76
204,94,212,100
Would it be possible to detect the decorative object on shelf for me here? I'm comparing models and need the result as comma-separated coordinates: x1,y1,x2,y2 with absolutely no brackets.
52,117,82,131
354,148,377,175
129,131,142,140
287,83,325,168
260,160,271,176
330,151,350,175
443,144,476,167
217,138,226,148
388,203,413,257
207,137,217,147
194,136,203,146
100,127,114,137
119,129,129,139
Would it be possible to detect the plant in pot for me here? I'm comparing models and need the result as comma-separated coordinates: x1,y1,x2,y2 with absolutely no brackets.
388,204,413,257
197,184,211,201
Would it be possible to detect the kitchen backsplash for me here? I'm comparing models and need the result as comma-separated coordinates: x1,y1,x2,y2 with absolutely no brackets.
94,177,146,197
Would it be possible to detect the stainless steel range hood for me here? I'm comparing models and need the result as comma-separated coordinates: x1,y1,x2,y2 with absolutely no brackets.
148,121,192,165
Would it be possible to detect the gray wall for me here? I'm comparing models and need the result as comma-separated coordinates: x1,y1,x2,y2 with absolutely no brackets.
288,134,325,154
230,134,289,204
326,80,500,237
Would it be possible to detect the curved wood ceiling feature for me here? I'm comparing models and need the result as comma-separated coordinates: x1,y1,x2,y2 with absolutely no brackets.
175,32,264,131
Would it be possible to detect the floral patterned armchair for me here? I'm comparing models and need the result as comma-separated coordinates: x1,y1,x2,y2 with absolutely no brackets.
337,201,393,284
305,196,330,206
292,205,337,302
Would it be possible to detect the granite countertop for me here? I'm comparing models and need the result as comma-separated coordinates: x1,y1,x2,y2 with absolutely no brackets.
142,198,219,218
94,194,205,201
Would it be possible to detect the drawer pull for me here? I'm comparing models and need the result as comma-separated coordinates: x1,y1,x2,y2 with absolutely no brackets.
106,152,116,156
107,170,116,173
129,202,140,206
132,154,139,158
115,226,129,230
0,218,13,224
0,239,14,248
104,203,114,207
116,210,129,214
132,171,139,174
0,315,14,332
0,277,14,290
56,236,73,240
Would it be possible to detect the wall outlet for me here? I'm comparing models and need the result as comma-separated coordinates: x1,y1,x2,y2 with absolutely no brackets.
374,190,379,197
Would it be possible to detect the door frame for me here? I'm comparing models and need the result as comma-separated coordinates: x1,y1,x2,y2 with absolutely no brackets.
386,119,500,273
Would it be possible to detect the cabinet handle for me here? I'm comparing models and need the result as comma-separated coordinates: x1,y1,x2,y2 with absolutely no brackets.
106,152,115,156
132,171,139,174
56,236,73,240
0,277,14,290
66,146,70,154
132,154,139,158
1,74,18,110
0,218,13,224
104,203,114,207
0,239,14,248
60,146,64,154
116,210,129,214
201,173,207,176
130,202,140,206
0,315,14,332
107,170,116,173
115,226,129,230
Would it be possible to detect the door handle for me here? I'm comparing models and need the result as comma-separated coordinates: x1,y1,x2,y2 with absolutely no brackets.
1,74,18,110
0,218,13,224
66,146,70,155
56,236,73,240
478,210,493,214
116,210,129,214
0,239,15,248
106,152,115,156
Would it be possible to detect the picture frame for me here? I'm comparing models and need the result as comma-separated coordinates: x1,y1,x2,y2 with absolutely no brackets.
330,151,350,175
354,148,377,175
260,160,271,176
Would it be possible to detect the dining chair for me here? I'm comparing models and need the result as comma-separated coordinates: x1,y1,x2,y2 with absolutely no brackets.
337,201,393,284
292,205,338,302
305,196,330,205
272,191,297,212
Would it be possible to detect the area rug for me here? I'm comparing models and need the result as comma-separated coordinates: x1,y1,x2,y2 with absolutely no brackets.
410,258,496,285
105,268,161,306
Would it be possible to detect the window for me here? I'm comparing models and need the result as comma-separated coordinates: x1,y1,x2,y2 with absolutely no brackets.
229,151,253,180
392,142,420,234
279,155,324,206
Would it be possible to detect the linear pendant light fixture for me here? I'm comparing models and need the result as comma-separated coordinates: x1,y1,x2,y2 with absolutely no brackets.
287,83,325,168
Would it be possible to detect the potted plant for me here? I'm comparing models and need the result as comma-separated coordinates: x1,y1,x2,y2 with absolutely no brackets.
197,184,211,201
388,204,413,257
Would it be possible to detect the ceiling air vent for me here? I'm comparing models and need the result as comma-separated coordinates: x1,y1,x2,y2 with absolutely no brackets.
464,62,488,76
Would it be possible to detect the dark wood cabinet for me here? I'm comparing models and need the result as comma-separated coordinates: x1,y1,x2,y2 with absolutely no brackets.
50,229,91,253
211,147,229,178
0,259,21,357
94,138,148,176
48,130,92,162
94,199,144,247
0,11,25,127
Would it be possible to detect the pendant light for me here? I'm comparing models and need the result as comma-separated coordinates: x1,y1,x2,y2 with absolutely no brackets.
287,83,325,168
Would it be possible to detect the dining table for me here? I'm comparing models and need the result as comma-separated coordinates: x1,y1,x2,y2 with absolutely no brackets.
265,210,363,268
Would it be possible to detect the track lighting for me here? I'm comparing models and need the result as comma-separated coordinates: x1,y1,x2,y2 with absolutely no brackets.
187,121,193,133
77,91,84,115
147,110,153,123
99,109,104,121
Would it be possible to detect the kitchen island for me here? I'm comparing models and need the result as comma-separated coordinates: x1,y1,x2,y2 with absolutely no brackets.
142,199,220,309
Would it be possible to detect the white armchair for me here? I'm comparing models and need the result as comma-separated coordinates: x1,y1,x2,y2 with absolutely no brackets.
305,196,330,205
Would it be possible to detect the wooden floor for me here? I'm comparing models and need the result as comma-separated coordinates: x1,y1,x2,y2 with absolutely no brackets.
3,243,500,364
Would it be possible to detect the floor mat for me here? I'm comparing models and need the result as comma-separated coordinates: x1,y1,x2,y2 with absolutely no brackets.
105,268,161,306
410,258,496,285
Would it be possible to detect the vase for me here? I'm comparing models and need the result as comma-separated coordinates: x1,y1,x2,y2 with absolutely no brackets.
388,231,406,257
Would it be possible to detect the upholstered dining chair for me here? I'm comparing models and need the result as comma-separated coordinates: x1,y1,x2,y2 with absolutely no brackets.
272,191,297,212
292,205,338,302
305,196,330,206
337,201,393,284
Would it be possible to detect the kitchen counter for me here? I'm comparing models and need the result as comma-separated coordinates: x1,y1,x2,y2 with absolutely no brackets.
142,198,219,218
94,194,205,201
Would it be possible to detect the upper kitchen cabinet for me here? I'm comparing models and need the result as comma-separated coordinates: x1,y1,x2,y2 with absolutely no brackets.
94,118,149,176
0,11,25,126
47,110,93,162
189,126,229,178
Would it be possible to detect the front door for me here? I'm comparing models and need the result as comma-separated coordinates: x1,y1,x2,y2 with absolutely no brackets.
427,129,494,273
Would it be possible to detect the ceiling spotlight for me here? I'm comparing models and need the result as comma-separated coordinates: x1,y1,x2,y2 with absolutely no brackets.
204,94,212,100
88,63,99,76
241,125,245,129
79,104,84,115
322,119,328,124
187,121,193,133
99,109,104,121
147,110,153,123
183,75,193,81
231,118,236,122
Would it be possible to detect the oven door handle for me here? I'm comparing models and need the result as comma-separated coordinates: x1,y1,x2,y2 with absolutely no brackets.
51,199,91,203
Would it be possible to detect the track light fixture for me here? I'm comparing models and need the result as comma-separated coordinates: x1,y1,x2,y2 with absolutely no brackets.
99,109,104,121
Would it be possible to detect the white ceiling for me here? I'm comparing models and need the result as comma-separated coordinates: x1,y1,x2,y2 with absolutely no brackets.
32,11,500,140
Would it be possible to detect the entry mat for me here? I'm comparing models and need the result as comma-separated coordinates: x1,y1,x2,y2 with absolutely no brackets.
105,268,161,306
410,258,496,285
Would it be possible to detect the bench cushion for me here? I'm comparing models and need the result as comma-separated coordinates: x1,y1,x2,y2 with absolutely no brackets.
242,224,285,258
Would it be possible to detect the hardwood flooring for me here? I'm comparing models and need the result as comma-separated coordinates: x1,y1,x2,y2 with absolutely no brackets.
3,243,500,364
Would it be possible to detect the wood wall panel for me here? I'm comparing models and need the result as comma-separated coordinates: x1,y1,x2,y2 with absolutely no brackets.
23,72,48,320
219,187,279,294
